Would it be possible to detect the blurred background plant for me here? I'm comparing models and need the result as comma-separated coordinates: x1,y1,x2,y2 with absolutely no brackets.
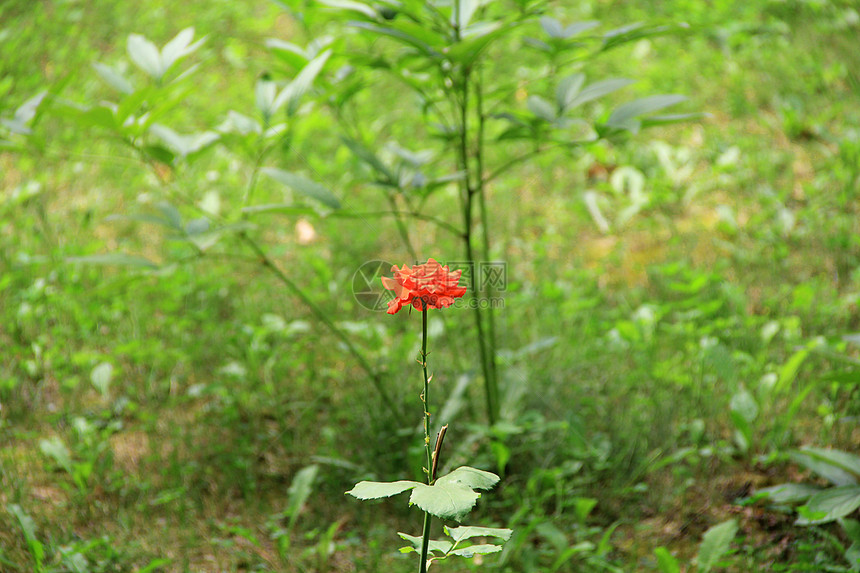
1,0,859,570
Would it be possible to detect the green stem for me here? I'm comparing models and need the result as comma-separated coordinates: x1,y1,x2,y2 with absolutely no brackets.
474,69,500,425
455,65,498,427
419,303,432,573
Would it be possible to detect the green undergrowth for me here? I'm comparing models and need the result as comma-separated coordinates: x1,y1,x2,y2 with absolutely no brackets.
2,0,860,571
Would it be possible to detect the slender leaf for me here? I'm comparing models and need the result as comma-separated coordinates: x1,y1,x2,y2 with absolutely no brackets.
92,63,134,94
568,78,634,109
757,483,821,504
262,168,341,209
66,253,159,268
286,465,318,529
607,95,687,128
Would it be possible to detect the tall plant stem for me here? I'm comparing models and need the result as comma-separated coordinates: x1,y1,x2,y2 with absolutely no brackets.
419,304,433,573
456,65,499,427
239,232,402,424
473,69,500,424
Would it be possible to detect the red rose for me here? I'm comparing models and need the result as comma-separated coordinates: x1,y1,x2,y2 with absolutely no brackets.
381,258,467,314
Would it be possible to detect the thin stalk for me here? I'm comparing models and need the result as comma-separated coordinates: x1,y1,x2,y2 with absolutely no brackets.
473,69,500,424
239,232,402,424
419,303,433,573
455,65,498,426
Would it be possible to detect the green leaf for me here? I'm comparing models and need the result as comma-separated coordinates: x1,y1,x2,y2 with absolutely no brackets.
272,49,332,115
757,483,821,504
410,481,481,522
149,124,219,159
846,542,860,570
409,467,500,521
90,362,113,398
439,466,500,491
319,0,378,18
346,480,421,499
790,448,859,487
286,465,318,529
527,95,556,122
397,532,452,555
39,437,73,475
842,518,860,544
451,544,504,557
66,253,159,268
350,22,441,59
262,168,341,210
567,78,634,109
454,0,480,29
557,73,586,112
607,95,687,131
776,348,809,394
127,34,163,79
653,547,680,573
446,526,513,543
797,486,860,525
696,519,738,573
7,504,44,567
92,62,134,94
160,27,204,74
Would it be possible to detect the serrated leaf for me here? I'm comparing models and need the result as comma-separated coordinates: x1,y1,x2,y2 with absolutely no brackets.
409,481,480,521
451,544,504,557
446,526,512,543
346,480,421,499
397,532,453,555
797,486,860,525
607,95,687,128
262,168,341,210
128,34,163,79
408,467,500,521
568,78,634,109
757,483,821,504
438,466,500,491
92,63,134,94
66,253,159,268
696,519,737,573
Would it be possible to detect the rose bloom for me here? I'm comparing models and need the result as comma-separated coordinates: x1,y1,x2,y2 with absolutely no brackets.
381,258,467,314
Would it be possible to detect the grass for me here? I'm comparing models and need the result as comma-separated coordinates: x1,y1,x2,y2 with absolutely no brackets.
2,0,860,571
